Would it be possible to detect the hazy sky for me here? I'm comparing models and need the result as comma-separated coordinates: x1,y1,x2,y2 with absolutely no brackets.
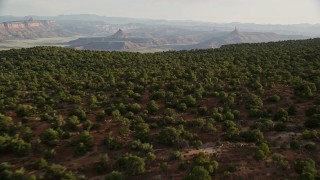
0,0,319,24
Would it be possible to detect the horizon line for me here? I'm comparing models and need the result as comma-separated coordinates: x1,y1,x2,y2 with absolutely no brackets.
1,14,319,26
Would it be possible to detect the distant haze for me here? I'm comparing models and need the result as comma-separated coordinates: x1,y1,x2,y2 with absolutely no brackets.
1,0,319,24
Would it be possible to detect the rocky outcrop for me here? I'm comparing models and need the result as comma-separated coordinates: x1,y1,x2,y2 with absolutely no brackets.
69,29,146,51
69,29,177,51
110,29,128,39
0,23,6,30
0,18,72,41
194,27,307,49
196,27,256,49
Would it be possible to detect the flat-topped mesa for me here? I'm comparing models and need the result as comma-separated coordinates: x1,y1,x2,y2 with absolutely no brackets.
25,19,55,28
0,18,70,41
0,23,5,29
1,18,55,30
3,21,26,29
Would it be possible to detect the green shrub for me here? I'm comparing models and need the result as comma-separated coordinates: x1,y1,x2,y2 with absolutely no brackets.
118,154,145,175
305,142,317,151
290,139,300,150
105,171,124,180
169,150,182,160
103,133,122,150
184,166,211,180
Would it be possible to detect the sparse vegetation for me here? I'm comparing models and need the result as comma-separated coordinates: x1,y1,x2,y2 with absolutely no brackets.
0,39,320,179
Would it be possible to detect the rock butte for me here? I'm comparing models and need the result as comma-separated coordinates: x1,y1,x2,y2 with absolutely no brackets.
0,18,55,31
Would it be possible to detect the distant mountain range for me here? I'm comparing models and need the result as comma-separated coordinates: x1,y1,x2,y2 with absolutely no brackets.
1,14,319,36
68,27,308,51
0,14,316,51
